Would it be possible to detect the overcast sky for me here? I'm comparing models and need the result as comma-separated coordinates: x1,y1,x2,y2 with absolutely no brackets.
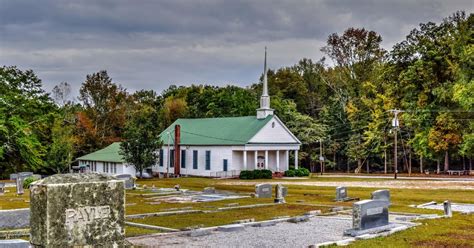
1,0,472,96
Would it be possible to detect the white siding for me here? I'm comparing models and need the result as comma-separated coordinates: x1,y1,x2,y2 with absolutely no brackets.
157,146,235,177
249,116,300,144
78,160,136,176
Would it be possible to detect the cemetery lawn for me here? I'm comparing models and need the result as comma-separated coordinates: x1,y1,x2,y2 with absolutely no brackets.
347,214,474,247
1,175,473,245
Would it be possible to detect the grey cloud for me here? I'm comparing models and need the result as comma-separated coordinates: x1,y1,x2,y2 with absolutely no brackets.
0,0,472,95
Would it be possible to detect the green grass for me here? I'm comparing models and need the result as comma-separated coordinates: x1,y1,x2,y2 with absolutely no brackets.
348,214,474,247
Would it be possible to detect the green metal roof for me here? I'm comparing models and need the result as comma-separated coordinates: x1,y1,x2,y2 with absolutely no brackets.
77,142,124,163
160,115,273,145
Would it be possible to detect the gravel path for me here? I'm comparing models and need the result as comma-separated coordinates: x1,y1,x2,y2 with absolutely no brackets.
219,180,474,190
127,216,352,247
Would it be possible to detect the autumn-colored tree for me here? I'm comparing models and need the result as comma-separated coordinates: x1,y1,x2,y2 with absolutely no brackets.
428,113,462,171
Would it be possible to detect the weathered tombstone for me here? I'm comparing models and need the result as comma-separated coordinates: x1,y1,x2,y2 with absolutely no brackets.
115,174,135,189
371,189,390,203
30,173,125,247
444,200,452,217
274,184,286,203
255,183,272,198
16,177,24,195
0,182,5,195
344,199,390,236
336,186,348,201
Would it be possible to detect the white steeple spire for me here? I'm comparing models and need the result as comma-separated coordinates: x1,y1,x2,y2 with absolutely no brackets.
257,46,274,119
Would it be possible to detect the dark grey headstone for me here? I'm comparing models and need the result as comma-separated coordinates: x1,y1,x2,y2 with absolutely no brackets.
0,209,30,229
0,239,30,248
10,173,18,180
352,199,389,231
0,182,5,195
444,200,452,217
336,186,348,201
282,186,288,197
115,174,135,189
29,173,125,247
255,184,272,198
371,189,390,203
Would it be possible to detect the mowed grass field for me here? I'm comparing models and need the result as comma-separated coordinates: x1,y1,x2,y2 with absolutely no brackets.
1,175,473,246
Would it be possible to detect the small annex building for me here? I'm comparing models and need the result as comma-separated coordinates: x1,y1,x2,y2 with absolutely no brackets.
76,142,137,176
157,48,301,177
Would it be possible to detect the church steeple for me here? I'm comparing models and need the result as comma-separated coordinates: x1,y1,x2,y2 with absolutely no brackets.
257,47,274,119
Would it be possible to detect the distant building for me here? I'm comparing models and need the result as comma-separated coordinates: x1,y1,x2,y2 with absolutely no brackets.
76,142,136,176
158,48,301,177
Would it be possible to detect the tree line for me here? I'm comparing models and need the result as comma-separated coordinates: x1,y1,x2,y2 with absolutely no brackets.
0,11,472,177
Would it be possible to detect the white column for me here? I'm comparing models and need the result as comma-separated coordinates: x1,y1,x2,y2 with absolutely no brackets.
243,150,247,170
254,151,258,169
294,150,299,169
264,150,268,169
285,150,289,170
276,150,280,172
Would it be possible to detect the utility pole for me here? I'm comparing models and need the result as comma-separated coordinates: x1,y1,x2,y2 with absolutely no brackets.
389,109,402,179
319,139,324,175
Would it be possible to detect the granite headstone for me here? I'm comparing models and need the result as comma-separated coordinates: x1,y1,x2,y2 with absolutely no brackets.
16,177,24,195
371,189,390,202
336,186,348,201
274,184,286,203
30,173,125,247
255,183,272,198
347,199,390,235
115,174,135,189
444,200,452,217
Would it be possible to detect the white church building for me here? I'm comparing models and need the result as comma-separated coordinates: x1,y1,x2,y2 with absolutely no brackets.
76,49,301,177
157,49,301,177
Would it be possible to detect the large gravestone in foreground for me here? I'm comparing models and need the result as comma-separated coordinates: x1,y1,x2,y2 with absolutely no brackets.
30,173,125,247
345,199,393,236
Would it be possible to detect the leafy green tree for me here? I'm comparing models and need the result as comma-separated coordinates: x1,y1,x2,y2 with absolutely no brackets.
0,66,53,175
120,104,162,178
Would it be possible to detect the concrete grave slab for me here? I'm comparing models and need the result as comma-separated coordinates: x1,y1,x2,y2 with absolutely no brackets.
0,208,30,229
0,239,30,248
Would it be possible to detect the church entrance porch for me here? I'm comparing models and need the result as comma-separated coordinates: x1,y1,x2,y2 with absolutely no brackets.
233,148,299,172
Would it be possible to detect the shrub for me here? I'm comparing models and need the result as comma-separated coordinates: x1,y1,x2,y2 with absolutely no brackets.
239,169,273,179
23,176,38,188
239,170,253,179
284,169,296,177
260,169,272,179
284,168,310,177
